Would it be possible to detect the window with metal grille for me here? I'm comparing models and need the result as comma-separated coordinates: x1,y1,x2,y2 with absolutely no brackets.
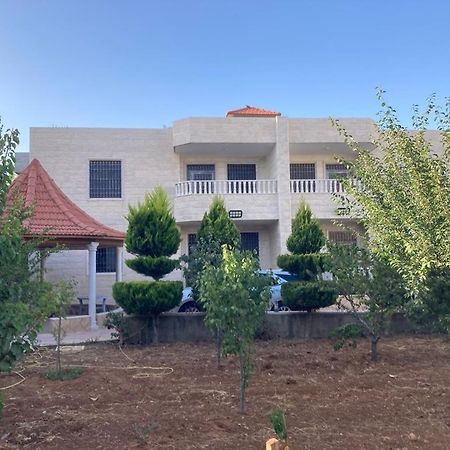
227,164,256,180
187,233,197,255
328,231,357,246
89,160,121,198
290,163,316,179
187,164,215,180
240,232,259,255
325,164,350,179
96,247,116,273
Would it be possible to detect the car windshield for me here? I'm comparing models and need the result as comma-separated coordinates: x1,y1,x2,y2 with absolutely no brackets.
277,273,299,283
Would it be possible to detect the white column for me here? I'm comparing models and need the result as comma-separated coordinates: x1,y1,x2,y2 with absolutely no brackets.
88,242,99,329
116,246,123,282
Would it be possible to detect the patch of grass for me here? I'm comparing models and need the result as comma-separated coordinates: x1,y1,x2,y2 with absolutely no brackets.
45,367,84,381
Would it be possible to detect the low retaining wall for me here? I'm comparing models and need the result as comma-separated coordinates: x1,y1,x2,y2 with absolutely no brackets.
42,308,121,334
123,311,415,345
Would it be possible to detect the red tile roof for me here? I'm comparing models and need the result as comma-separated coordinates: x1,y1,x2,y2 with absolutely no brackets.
226,105,281,117
7,159,125,245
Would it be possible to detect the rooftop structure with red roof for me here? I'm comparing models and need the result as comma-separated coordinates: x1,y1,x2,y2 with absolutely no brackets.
226,105,281,118
7,159,125,248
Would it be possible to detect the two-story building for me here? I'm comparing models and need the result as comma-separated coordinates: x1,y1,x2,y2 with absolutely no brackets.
25,106,376,299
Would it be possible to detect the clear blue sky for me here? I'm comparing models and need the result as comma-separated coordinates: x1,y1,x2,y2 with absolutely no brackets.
1,0,449,152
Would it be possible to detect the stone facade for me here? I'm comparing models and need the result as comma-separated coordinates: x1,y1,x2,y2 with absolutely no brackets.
29,114,377,300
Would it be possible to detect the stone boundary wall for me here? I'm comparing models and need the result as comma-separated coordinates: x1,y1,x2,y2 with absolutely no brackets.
123,311,415,345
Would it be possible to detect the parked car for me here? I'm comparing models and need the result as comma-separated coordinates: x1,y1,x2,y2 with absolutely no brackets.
177,270,299,313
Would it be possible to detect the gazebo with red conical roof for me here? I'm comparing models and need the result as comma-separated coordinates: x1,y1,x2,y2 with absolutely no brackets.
7,159,126,328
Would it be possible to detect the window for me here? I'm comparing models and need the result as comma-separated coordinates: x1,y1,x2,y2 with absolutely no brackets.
290,163,316,179
187,233,197,255
89,160,121,198
240,232,259,255
187,164,215,181
227,164,256,180
187,165,215,194
328,231,357,246
325,164,350,179
96,247,116,273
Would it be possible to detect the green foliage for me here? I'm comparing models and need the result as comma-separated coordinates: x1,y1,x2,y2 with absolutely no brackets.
277,254,328,281
45,367,83,381
199,247,270,412
0,119,19,215
182,197,240,300
278,202,335,311
51,280,76,375
326,243,407,361
408,269,450,334
330,323,364,351
286,200,325,254
270,409,288,441
332,91,450,294
117,187,181,336
105,311,131,345
126,256,179,280
125,186,180,279
281,282,336,312
197,196,240,248
182,236,222,301
0,201,57,371
113,281,182,316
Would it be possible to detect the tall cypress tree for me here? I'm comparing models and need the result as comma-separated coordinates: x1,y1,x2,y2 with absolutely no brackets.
277,200,336,311
113,186,182,342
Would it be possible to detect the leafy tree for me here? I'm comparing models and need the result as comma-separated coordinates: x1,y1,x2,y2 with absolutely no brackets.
199,246,270,412
326,243,406,361
114,186,182,343
332,90,450,295
277,201,336,311
0,120,19,214
182,196,240,301
0,121,57,372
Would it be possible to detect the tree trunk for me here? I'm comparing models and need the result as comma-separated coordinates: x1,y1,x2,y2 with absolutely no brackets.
239,353,246,413
370,335,380,362
56,315,62,373
216,329,223,369
152,315,159,344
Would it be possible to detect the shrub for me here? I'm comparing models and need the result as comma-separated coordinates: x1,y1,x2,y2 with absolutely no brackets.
278,201,336,311
281,282,336,311
113,281,182,316
182,196,240,300
126,256,179,280
286,201,325,254
114,186,182,343
277,254,328,281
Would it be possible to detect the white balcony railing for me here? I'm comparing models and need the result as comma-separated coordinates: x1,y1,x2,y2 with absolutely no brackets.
290,178,347,194
175,179,278,197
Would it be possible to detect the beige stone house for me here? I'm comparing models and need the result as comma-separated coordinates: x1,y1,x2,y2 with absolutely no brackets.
22,106,376,300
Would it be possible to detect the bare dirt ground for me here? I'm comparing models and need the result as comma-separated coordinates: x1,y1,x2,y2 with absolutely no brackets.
0,336,449,449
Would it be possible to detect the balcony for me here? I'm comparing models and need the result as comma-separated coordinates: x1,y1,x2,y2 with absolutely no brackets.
290,179,354,219
290,179,345,194
174,179,279,224
175,179,278,197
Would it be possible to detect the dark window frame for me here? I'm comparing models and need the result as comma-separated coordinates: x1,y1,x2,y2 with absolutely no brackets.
240,232,259,255
96,247,117,273
290,163,316,180
89,160,122,199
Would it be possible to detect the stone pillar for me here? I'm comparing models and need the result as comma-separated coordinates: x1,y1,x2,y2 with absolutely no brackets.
275,116,292,257
88,242,99,329
116,246,123,282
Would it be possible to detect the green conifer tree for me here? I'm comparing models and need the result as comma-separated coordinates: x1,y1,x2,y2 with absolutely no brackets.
277,201,336,311
113,187,182,342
